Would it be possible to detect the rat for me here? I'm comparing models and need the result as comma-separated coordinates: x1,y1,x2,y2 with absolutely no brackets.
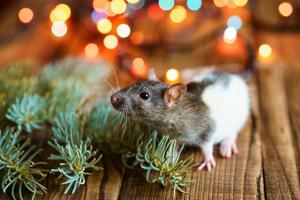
111,68,250,171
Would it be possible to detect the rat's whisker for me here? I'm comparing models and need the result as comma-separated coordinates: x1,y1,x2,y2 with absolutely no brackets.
104,80,117,92
109,65,121,90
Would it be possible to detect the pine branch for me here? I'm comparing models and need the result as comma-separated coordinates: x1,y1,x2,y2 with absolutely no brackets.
48,112,102,194
136,131,195,197
0,129,47,200
6,94,46,133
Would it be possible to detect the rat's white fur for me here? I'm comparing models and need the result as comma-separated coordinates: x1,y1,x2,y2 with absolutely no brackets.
194,69,250,170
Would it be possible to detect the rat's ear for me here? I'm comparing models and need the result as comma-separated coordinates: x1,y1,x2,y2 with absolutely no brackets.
164,83,187,107
148,68,158,81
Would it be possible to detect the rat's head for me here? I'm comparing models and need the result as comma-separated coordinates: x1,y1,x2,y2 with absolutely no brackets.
110,81,187,122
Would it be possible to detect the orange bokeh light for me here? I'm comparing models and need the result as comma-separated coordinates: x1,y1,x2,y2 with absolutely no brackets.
130,31,144,45
84,43,99,58
18,8,34,24
131,57,147,77
278,2,293,17
148,3,164,20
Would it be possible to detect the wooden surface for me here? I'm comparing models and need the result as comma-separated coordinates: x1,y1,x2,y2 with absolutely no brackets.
0,1,300,198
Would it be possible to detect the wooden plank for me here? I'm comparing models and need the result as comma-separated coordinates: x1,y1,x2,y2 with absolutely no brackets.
257,63,300,199
118,79,263,200
284,65,300,183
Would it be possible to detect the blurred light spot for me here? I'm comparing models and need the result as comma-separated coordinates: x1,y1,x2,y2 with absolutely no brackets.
84,43,99,58
170,6,187,23
91,10,107,23
166,69,179,81
96,18,112,34
128,0,145,10
223,26,237,44
93,0,109,11
132,57,147,77
110,0,127,14
18,8,34,24
50,3,71,23
213,0,227,7
232,0,248,7
117,24,131,38
51,21,67,37
187,0,202,11
127,0,140,4
227,15,242,30
259,44,272,58
278,2,293,17
148,3,164,20
159,0,174,11
130,31,144,45
103,35,118,49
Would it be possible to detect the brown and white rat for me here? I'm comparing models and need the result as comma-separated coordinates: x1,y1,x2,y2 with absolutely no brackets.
110,68,250,171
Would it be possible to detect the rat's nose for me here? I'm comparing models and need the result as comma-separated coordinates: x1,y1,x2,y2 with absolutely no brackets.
111,95,124,107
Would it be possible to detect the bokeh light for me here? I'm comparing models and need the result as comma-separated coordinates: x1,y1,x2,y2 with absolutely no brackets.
84,43,99,58
159,0,174,11
18,8,34,24
258,44,272,58
117,24,131,38
96,18,112,34
148,3,164,20
232,0,248,7
103,35,118,49
130,31,144,45
51,21,67,37
50,3,71,23
278,2,293,17
127,0,140,4
91,10,107,23
166,69,179,81
187,0,202,11
131,57,147,77
227,16,242,30
93,0,109,11
213,0,227,7
110,0,127,14
170,6,187,24
223,26,237,44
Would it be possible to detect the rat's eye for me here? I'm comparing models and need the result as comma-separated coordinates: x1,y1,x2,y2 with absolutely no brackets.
139,92,150,100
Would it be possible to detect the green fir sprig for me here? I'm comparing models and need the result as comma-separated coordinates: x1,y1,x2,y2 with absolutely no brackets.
6,94,46,133
48,112,102,194
0,129,47,200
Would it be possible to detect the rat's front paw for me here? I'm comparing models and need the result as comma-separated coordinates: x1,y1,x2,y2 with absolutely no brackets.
197,157,216,171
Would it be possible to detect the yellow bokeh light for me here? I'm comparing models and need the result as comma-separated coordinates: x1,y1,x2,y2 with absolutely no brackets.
258,44,272,58
127,0,140,4
50,3,71,23
18,8,34,24
117,24,131,38
232,0,248,7
51,21,67,37
96,18,112,34
166,69,179,81
278,2,293,17
213,0,227,7
110,0,127,14
84,43,99,58
103,35,118,49
170,6,187,24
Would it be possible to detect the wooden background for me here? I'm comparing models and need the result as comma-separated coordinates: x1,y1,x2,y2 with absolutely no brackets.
0,0,300,199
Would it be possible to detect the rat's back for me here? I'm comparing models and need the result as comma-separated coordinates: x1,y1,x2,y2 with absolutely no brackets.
193,69,250,144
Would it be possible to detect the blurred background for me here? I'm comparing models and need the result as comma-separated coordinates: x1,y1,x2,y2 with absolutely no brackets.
0,0,299,85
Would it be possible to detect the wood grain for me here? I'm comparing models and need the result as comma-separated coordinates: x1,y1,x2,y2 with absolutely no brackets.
257,63,300,199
